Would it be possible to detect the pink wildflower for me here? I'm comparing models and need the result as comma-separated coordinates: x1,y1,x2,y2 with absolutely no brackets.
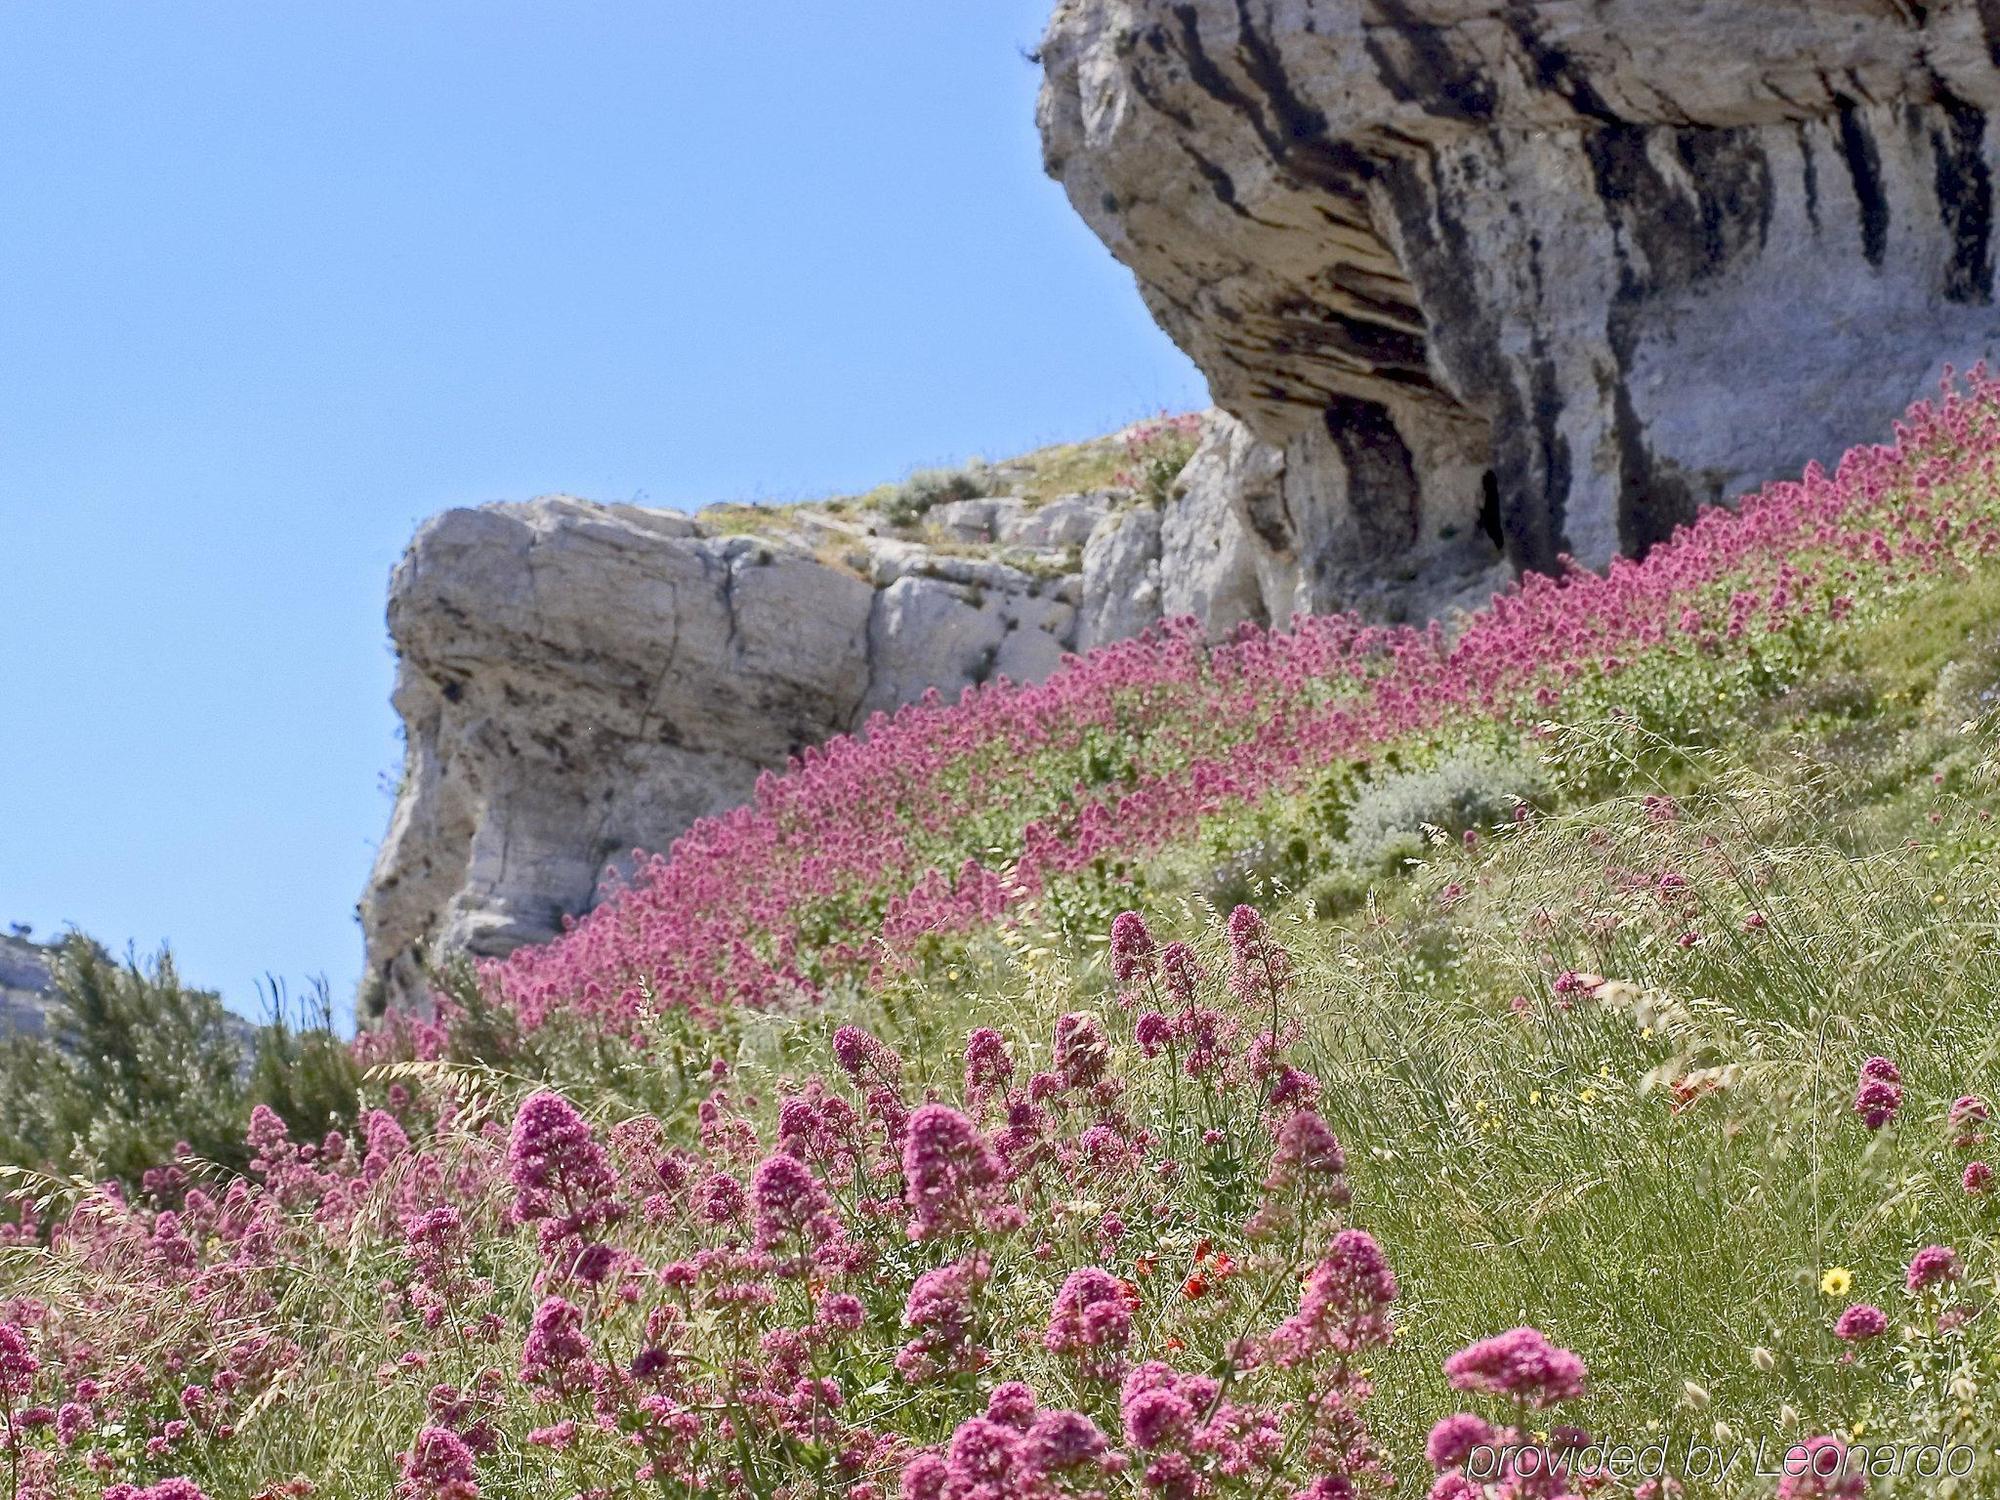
0,1321,37,1399
1854,1079,1902,1128
1052,1013,1112,1089
1264,1109,1350,1196
1045,1267,1135,1377
832,1024,903,1089
1266,1229,1398,1366
506,1091,623,1251
1443,1326,1588,1409
750,1151,842,1260
1110,910,1157,985
1426,1412,1496,1468
398,1425,481,1500
1833,1304,1887,1342
520,1296,592,1394
1950,1094,1990,1147
1905,1244,1962,1292
898,1255,990,1382
1160,942,1202,1007
902,1103,1006,1241
962,1028,1014,1107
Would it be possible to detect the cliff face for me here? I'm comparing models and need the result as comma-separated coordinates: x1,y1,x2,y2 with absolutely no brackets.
365,2,2000,1011
1037,0,2000,588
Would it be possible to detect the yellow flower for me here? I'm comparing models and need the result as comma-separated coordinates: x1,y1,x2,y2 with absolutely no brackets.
1820,1267,1853,1297
1529,1090,1543,1104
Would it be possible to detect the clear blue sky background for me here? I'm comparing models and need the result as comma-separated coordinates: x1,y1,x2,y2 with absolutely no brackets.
0,4,1207,1020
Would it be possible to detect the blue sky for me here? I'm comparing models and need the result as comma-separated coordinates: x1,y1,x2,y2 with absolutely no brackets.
0,4,1207,1019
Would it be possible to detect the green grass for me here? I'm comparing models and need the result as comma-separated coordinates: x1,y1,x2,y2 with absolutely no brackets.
830,586,2000,1486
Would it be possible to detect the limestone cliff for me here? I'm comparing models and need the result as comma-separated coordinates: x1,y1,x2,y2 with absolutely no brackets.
1037,0,2000,591
362,421,1264,1014
365,1,2000,1011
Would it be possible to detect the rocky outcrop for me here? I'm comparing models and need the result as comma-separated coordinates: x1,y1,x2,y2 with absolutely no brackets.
1037,0,2000,592
363,468,1161,1014
0,933,58,1037
367,2,2000,1008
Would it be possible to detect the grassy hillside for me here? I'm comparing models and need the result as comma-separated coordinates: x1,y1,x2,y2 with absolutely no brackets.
8,377,2000,1497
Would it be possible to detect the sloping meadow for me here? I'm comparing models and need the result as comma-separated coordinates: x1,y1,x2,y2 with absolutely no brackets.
9,376,2000,1496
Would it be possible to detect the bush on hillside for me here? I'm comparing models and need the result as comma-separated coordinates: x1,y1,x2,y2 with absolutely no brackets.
246,976,365,1149
1114,411,1204,506
880,464,988,528
1340,743,1546,869
0,935,361,1189
0,938,251,1182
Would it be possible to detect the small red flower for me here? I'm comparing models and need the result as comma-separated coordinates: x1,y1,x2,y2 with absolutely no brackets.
1181,1274,1209,1300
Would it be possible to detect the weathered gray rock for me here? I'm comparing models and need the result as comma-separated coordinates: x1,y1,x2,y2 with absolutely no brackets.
929,497,1028,543
1078,504,1164,650
1038,0,2000,589
1159,416,1279,631
1001,492,1114,547
0,933,57,1037
858,574,1076,719
364,497,1089,1014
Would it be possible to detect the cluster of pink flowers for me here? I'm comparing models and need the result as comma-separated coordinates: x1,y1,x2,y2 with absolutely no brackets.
1425,1326,1592,1498
1441,1326,1589,1411
1852,1056,1903,1131
1,907,1434,1498
482,373,2000,1039
1949,1094,1992,1193
16,380,2000,1491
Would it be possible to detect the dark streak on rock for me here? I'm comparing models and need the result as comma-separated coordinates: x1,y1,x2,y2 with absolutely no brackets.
1577,128,1707,556
1376,153,1503,397
1980,0,2000,66
1181,142,1257,220
1835,99,1891,267
1241,486,1294,554
1798,122,1822,234
1157,4,1448,397
1607,360,1699,558
1501,1,1620,123
1267,295,1432,378
1584,125,1701,286
1363,0,1496,122
1930,94,1995,304
1510,355,1572,573
1325,395,1422,554
1166,4,1369,207
1673,129,1776,264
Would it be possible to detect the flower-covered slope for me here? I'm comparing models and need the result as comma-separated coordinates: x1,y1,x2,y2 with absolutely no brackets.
496,372,2000,1035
